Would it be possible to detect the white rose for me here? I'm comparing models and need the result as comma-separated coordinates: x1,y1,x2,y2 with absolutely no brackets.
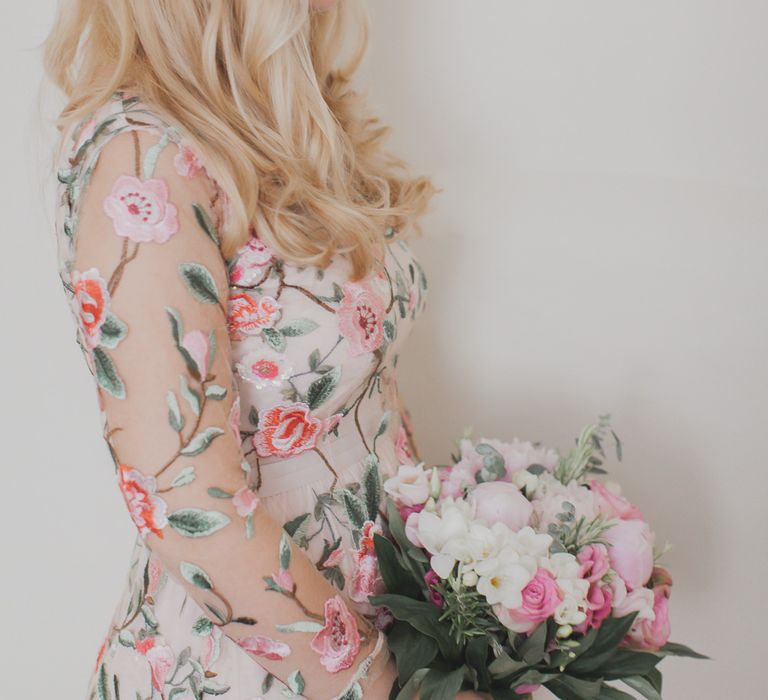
383,463,431,506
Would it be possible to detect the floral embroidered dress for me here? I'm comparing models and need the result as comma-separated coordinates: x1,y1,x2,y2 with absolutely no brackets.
54,93,428,700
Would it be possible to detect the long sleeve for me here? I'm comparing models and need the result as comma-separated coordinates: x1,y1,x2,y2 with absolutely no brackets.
66,126,390,699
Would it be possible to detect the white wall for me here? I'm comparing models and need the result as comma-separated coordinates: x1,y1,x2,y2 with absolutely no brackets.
2,2,766,698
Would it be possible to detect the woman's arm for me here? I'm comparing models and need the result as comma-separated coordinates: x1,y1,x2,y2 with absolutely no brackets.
68,126,393,699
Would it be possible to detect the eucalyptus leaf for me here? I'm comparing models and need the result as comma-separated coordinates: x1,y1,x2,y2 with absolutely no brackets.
168,508,231,537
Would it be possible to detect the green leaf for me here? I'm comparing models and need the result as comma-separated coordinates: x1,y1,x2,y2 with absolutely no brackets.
201,680,230,696
192,203,219,245
99,313,127,348
180,427,224,455
465,635,492,690
279,530,292,569
96,664,110,700
567,612,639,673
170,466,196,488
595,685,636,700
545,676,603,700
261,673,274,694
287,669,305,695
207,487,232,499
601,650,663,679
306,365,341,410
178,262,219,305
168,508,231,537
387,621,438,686
192,616,213,636
179,561,213,590
376,410,391,438
418,667,464,700
394,669,429,700
372,533,420,598
205,384,227,400
519,621,547,665
167,391,184,431
93,347,125,399
656,641,710,659
281,319,319,337
261,327,286,352
474,442,506,482
361,456,381,521
622,675,662,700
180,375,201,415
337,488,367,529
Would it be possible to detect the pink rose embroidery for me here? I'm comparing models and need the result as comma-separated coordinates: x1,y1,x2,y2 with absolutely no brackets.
232,486,260,517
350,521,385,603
227,293,281,338
231,233,274,285
135,637,175,693
310,595,362,673
71,267,110,348
174,144,204,178
238,635,292,660
337,281,386,356
118,464,168,539
103,175,179,243
236,349,291,389
253,402,323,458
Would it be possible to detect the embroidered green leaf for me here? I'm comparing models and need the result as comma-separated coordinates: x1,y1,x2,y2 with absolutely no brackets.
308,348,321,370
117,629,135,648
262,327,286,352
280,319,319,337
193,203,220,245
202,681,230,696
283,512,311,547
376,411,391,438
192,616,213,636
361,455,382,522
170,466,196,488
178,262,219,305
180,562,214,590
337,488,367,529
275,620,324,633
167,391,184,432
208,328,217,365
96,664,110,700
205,602,227,624
180,426,223,456
246,511,254,539
287,670,305,695
262,674,274,694
279,530,292,570
306,365,341,410
165,306,183,343
205,384,227,400
168,508,231,537
93,347,125,399
383,319,395,342
207,487,232,499
142,132,170,180
99,313,127,349
336,683,363,700
168,687,186,700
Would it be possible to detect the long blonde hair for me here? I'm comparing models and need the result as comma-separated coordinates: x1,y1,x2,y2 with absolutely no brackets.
43,0,437,279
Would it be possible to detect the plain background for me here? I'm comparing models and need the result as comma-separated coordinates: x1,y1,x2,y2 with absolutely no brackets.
2,1,766,697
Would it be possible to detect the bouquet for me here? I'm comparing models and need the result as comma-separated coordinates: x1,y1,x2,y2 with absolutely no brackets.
368,415,706,700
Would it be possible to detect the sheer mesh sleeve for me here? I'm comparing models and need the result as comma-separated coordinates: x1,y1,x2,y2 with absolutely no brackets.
67,126,391,699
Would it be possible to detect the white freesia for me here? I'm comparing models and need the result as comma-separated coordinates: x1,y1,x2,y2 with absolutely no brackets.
383,462,431,507
414,497,476,577
475,545,536,609
541,552,590,626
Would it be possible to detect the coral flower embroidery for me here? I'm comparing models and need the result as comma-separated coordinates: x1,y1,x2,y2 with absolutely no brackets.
253,402,323,458
174,144,204,179
310,595,362,673
337,281,386,356
227,293,281,338
231,233,274,285
135,637,175,692
103,174,179,243
71,267,110,348
236,349,291,389
117,464,168,539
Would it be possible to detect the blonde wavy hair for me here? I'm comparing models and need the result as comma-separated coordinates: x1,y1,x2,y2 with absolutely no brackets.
43,0,437,279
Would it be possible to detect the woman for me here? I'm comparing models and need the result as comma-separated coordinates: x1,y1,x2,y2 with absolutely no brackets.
44,1,495,698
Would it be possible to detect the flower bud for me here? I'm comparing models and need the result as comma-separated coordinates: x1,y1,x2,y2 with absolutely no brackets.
462,570,479,587
424,496,437,513
429,466,441,500
556,624,573,639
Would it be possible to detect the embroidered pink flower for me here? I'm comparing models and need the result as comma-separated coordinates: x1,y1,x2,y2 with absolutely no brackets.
200,626,222,671
71,268,110,348
395,425,414,465
337,281,386,356
181,329,210,378
174,143,204,178
253,402,323,458
103,175,179,243
147,555,164,598
350,521,385,603
232,486,260,517
118,464,168,539
228,395,241,440
273,567,295,592
231,233,274,285
238,635,292,660
323,412,344,434
227,293,281,338
323,545,345,569
310,595,362,673
135,636,175,692
236,349,291,389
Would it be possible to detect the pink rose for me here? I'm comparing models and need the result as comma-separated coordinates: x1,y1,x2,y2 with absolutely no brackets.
310,595,362,672
573,581,613,634
603,519,655,590
181,329,209,379
232,486,260,517
238,634,291,660
590,480,644,521
469,481,533,532
350,552,385,603
118,464,168,539
253,402,323,458
337,281,386,356
495,569,562,634
624,585,671,650
103,175,179,243
577,544,611,583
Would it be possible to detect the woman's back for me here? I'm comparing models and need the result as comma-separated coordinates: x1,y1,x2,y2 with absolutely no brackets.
55,92,428,699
